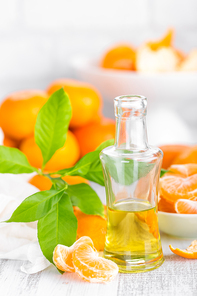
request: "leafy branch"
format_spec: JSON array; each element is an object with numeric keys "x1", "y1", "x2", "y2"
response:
[{"x1": 0, "y1": 88, "x2": 110, "y2": 269}]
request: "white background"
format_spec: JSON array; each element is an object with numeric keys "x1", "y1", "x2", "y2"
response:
[
  {"x1": 0, "y1": 0, "x2": 197, "y2": 143},
  {"x1": 1, "y1": 0, "x2": 197, "y2": 92}
]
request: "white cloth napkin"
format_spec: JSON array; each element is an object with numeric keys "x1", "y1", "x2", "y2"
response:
[{"x1": 0, "y1": 174, "x2": 51, "y2": 274}]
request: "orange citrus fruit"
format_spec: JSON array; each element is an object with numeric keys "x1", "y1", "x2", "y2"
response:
[
  {"x1": 101, "y1": 44, "x2": 136, "y2": 71},
  {"x1": 169, "y1": 240, "x2": 197, "y2": 259},
  {"x1": 47, "y1": 79, "x2": 102, "y2": 128},
  {"x1": 159, "y1": 144, "x2": 189, "y2": 169},
  {"x1": 73, "y1": 118, "x2": 115, "y2": 156},
  {"x1": 20, "y1": 130, "x2": 80, "y2": 171},
  {"x1": 29, "y1": 175, "x2": 89, "y2": 191},
  {"x1": 53, "y1": 236, "x2": 94, "y2": 272},
  {"x1": 0, "y1": 90, "x2": 48, "y2": 140},
  {"x1": 173, "y1": 145, "x2": 197, "y2": 165},
  {"x1": 74, "y1": 207, "x2": 107, "y2": 251},
  {"x1": 3, "y1": 135, "x2": 20, "y2": 148},
  {"x1": 72, "y1": 239, "x2": 118, "y2": 282},
  {"x1": 175, "y1": 199, "x2": 197, "y2": 214},
  {"x1": 160, "y1": 164, "x2": 197, "y2": 204}
]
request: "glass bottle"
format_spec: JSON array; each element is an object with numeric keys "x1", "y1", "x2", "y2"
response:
[{"x1": 100, "y1": 95, "x2": 164, "y2": 273}]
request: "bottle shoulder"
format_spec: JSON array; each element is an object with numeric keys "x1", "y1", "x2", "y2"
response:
[{"x1": 100, "y1": 145, "x2": 163, "y2": 162}]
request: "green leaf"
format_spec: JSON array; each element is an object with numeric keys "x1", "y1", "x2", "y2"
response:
[
  {"x1": 52, "y1": 139, "x2": 115, "y2": 186},
  {"x1": 0, "y1": 146, "x2": 37, "y2": 174},
  {"x1": 102, "y1": 154, "x2": 155, "y2": 186},
  {"x1": 84, "y1": 139, "x2": 114, "y2": 185},
  {"x1": 54, "y1": 151, "x2": 97, "y2": 177},
  {"x1": 6, "y1": 188, "x2": 65, "y2": 223},
  {"x1": 38, "y1": 193, "x2": 77, "y2": 263},
  {"x1": 160, "y1": 169, "x2": 169, "y2": 178},
  {"x1": 50, "y1": 177, "x2": 67, "y2": 191},
  {"x1": 83, "y1": 151, "x2": 105, "y2": 185},
  {"x1": 96, "y1": 139, "x2": 114, "y2": 152},
  {"x1": 54, "y1": 151, "x2": 104, "y2": 185},
  {"x1": 35, "y1": 88, "x2": 72, "y2": 168},
  {"x1": 67, "y1": 183, "x2": 104, "y2": 217}
]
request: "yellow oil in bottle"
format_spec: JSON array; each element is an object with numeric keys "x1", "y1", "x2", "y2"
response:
[{"x1": 104, "y1": 199, "x2": 164, "y2": 273}]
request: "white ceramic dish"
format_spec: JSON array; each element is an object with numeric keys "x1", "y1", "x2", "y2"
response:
[
  {"x1": 158, "y1": 211, "x2": 197, "y2": 238},
  {"x1": 70, "y1": 56, "x2": 197, "y2": 108}
]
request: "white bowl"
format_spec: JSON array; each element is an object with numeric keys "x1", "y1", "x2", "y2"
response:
[
  {"x1": 158, "y1": 211, "x2": 197, "y2": 238},
  {"x1": 70, "y1": 56, "x2": 197, "y2": 109}
]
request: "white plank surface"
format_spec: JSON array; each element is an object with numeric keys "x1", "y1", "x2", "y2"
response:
[{"x1": 0, "y1": 233, "x2": 197, "y2": 296}]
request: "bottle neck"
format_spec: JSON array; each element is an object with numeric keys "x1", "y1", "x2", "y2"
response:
[{"x1": 115, "y1": 115, "x2": 148, "y2": 150}]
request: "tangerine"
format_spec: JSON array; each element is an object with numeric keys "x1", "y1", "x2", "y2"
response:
[
  {"x1": 3, "y1": 135, "x2": 20, "y2": 148},
  {"x1": 0, "y1": 90, "x2": 48, "y2": 140},
  {"x1": 73, "y1": 118, "x2": 115, "y2": 156},
  {"x1": 173, "y1": 145, "x2": 197, "y2": 165},
  {"x1": 74, "y1": 207, "x2": 107, "y2": 251},
  {"x1": 159, "y1": 144, "x2": 189, "y2": 169},
  {"x1": 101, "y1": 44, "x2": 136, "y2": 71},
  {"x1": 20, "y1": 130, "x2": 80, "y2": 171},
  {"x1": 47, "y1": 79, "x2": 102, "y2": 128}
]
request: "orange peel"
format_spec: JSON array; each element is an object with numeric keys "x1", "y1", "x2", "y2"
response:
[{"x1": 169, "y1": 240, "x2": 197, "y2": 259}]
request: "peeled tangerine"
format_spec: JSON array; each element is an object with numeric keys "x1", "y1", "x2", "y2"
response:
[
  {"x1": 159, "y1": 164, "x2": 197, "y2": 204},
  {"x1": 169, "y1": 240, "x2": 197, "y2": 259},
  {"x1": 136, "y1": 29, "x2": 182, "y2": 72},
  {"x1": 53, "y1": 236, "x2": 118, "y2": 283},
  {"x1": 159, "y1": 164, "x2": 197, "y2": 214}
]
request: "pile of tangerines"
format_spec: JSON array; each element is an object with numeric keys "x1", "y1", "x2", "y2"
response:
[
  {"x1": 0, "y1": 79, "x2": 114, "y2": 252},
  {"x1": 0, "y1": 79, "x2": 115, "y2": 167}
]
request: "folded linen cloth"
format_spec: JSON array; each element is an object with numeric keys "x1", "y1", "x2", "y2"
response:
[{"x1": 0, "y1": 174, "x2": 51, "y2": 274}]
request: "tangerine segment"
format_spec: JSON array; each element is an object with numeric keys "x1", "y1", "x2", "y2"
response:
[
  {"x1": 158, "y1": 196, "x2": 176, "y2": 213},
  {"x1": 169, "y1": 240, "x2": 197, "y2": 259},
  {"x1": 169, "y1": 164, "x2": 197, "y2": 177},
  {"x1": 72, "y1": 243, "x2": 118, "y2": 283},
  {"x1": 175, "y1": 199, "x2": 197, "y2": 214},
  {"x1": 159, "y1": 144, "x2": 189, "y2": 169},
  {"x1": 160, "y1": 174, "x2": 197, "y2": 203},
  {"x1": 53, "y1": 237, "x2": 94, "y2": 272},
  {"x1": 53, "y1": 244, "x2": 74, "y2": 272}
]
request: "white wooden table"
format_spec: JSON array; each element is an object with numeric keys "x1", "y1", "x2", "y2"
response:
[{"x1": 1, "y1": 233, "x2": 197, "y2": 296}]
